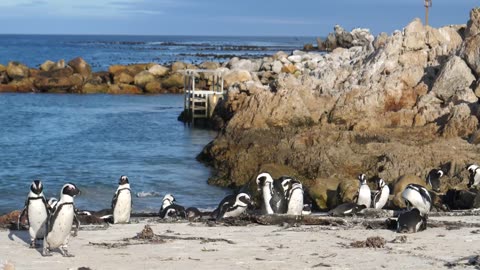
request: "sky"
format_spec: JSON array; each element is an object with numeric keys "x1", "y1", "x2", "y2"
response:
[{"x1": 0, "y1": 0, "x2": 477, "y2": 36}]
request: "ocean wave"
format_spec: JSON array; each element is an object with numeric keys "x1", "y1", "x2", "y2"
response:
[{"x1": 136, "y1": 191, "x2": 162, "y2": 198}]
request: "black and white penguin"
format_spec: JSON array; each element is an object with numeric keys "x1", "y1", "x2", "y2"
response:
[
  {"x1": 328, "y1": 203, "x2": 366, "y2": 217},
  {"x1": 158, "y1": 194, "x2": 186, "y2": 219},
  {"x1": 372, "y1": 178, "x2": 390, "y2": 209},
  {"x1": 401, "y1": 184, "x2": 432, "y2": 215},
  {"x1": 467, "y1": 165, "x2": 480, "y2": 188},
  {"x1": 396, "y1": 208, "x2": 427, "y2": 233},
  {"x1": 111, "y1": 175, "x2": 132, "y2": 224},
  {"x1": 185, "y1": 207, "x2": 202, "y2": 221},
  {"x1": 17, "y1": 180, "x2": 49, "y2": 248},
  {"x1": 215, "y1": 193, "x2": 251, "y2": 220},
  {"x1": 256, "y1": 173, "x2": 275, "y2": 214},
  {"x1": 286, "y1": 179, "x2": 304, "y2": 215},
  {"x1": 47, "y1": 197, "x2": 58, "y2": 213},
  {"x1": 43, "y1": 183, "x2": 80, "y2": 257},
  {"x1": 356, "y1": 174, "x2": 371, "y2": 208},
  {"x1": 426, "y1": 169, "x2": 444, "y2": 192}
]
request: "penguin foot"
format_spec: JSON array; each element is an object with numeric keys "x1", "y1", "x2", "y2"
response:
[
  {"x1": 60, "y1": 247, "x2": 74, "y2": 257},
  {"x1": 42, "y1": 249, "x2": 52, "y2": 257},
  {"x1": 29, "y1": 242, "x2": 38, "y2": 248}
]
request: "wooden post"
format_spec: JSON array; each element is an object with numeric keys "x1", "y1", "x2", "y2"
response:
[{"x1": 424, "y1": 0, "x2": 432, "y2": 26}]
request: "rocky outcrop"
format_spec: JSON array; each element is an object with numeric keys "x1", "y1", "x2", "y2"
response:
[{"x1": 197, "y1": 11, "x2": 480, "y2": 210}]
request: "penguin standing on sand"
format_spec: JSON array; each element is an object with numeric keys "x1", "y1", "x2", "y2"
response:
[
  {"x1": 112, "y1": 175, "x2": 132, "y2": 224},
  {"x1": 467, "y1": 165, "x2": 480, "y2": 188},
  {"x1": 401, "y1": 184, "x2": 432, "y2": 215},
  {"x1": 43, "y1": 183, "x2": 80, "y2": 257},
  {"x1": 256, "y1": 173, "x2": 275, "y2": 214},
  {"x1": 159, "y1": 194, "x2": 186, "y2": 219},
  {"x1": 214, "y1": 193, "x2": 251, "y2": 220},
  {"x1": 372, "y1": 178, "x2": 389, "y2": 209},
  {"x1": 17, "y1": 180, "x2": 49, "y2": 248},
  {"x1": 396, "y1": 208, "x2": 427, "y2": 233},
  {"x1": 286, "y1": 179, "x2": 304, "y2": 215},
  {"x1": 356, "y1": 174, "x2": 371, "y2": 208}
]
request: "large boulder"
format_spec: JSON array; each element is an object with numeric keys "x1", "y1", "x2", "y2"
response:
[
  {"x1": 107, "y1": 83, "x2": 142, "y2": 94},
  {"x1": 6, "y1": 61, "x2": 29, "y2": 80},
  {"x1": 68, "y1": 57, "x2": 91, "y2": 79},
  {"x1": 114, "y1": 72, "x2": 134, "y2": 84},
  {"x1": 334, "y1": 25, "x2": 354, "y2": 48},
  {"x1": 228, "y1": 59, "x2": 260, "y2": 72},
  {"x1": 171, "y1": 61, "x2": 187, "y2": 72},
  {"x1": 82, "y1": 83, "x2": 108, "y2": 94},
  {"x1": 441, "y1": 104, "x2": 479, "y2": 139},
  {"x1": 134, "y1": 71, "x2": 156, "y2": 88},
  {"x1": 403, "y1": 18, "x2": 426, "y2": 51},
  {"x1": 223, "y1": 70, "x2": 252, "y2": 87},
  {"x1": 161, "y1": 73, "x2": 184, "y2": 90},
  {"x1": 465, "y1": 7, "x2": 480, "y2": 37},
  {"x1": 430, "y1": 56, "x2": 476, "y2": 102},
  {"x1": 145, "y1": 81, "x2": 163, "y2": 93},
  {"x1": 40, "y1": 60, "x2": 56, "y2": 72},
  {"x1": 461, "y1": 34, "x2": 480, "y2": 77},
  {"x1": 148, "y1": 64, "x2": 169, "y2": 76}
]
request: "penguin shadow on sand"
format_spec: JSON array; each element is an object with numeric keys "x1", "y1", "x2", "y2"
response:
[{"x1": 7, "y1": 227, "x2": 45, "y2": 255}]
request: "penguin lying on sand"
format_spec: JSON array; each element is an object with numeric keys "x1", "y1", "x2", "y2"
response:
[
  {"x1": 328, "y1": 203, "x2": 366, "y2": 217},
  {"x1": 18, "y1": 180, "x2": 49, "y2": 248},
  {"x1": 396, "y1": 208, "x2": 427, "y2": 233},
  {"x1": 159, "y1": 194, "x2": 186, "y2": 219},
  {"x1": 214, "y1": 193, "x2": 251, "y2": 220},
  {"x1": 43, "y1": 183, "x2": 80, "y2": 257}
]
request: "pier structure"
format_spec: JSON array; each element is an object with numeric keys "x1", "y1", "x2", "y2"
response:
[{"x1": 182, "y1": 69, "x2": 226, "y2": 125}]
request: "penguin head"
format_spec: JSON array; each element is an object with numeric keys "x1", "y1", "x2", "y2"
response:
[
  {"x1": 256, "y1": 173, "x2": 273, "y2": 190},
  {"x1": 62, "y1": 183, "x2": 80, "y2": 197},
  {"x1": 376, "y1": 178, "x2": 386, "y2": 190},
  {"x1": 163, "y1": 194, "x2": 175, "y2": 204},
  {"x1": 357, "y1": 174, "x2": 367, "y2": 185},
  {"x1": 119, "y1": 175, "x2": 129, "y2": 185},
  {"x1": 236, "y1": 193, "x2": 251, "y2": 207},
  {"x1": 30, "y1": 180, "x2": 43, "y2": 195},
  {"x1": 47, "y1": 197, "x2": 58, "y2": 209},
  {"x1": 467, "y1": 164, "x2": 480, "y2": 188},
  {"x1": 426, "y1": 169, "x2": 443, "y2": 192}
]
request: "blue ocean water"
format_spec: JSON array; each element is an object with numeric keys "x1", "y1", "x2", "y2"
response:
[
  {"x1": 0, "y1": 93, "x2": 230, "y2": 214},
  {"x1": 0, "y1": 35, "x2": 314, "y2": 71}
]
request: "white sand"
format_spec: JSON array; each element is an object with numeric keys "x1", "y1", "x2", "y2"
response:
[{"x1": 1, "y1": 216, "x2": 479, "y2": 270}]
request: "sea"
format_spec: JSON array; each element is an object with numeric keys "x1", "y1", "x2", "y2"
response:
[{"x1": 0, "y1": 35, "x2": 314, "y2": 214}]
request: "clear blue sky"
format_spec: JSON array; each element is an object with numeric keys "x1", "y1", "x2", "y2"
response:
[{"x1": 0, "y1": 0, "x2": 476, "y2": 36}]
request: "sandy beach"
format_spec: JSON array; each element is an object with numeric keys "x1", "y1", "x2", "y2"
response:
[{"x1": 1, "y1": 215, "x2": 479, "y2": 270}]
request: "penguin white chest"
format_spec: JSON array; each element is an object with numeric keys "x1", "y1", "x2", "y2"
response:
[
  {"x1": 287, "y1": 187, "x2": 304, "y2": 215},
  {"x1": 27, "y1": 199, "x2": 48, "y2": 239},
  {"x1": 47, "y1": 205, "x2": 74, "y2": 248},
  {"x1": 261, "y1": 185, "x2": 274, "y2": 214},
  {"x1": 113, "y1": 190, "x2": 132, "y2": 224},
  {"x1": 223, "y1": 206, "x2": 246, "y2": 218},
  {"x1": 374, "y1": 185, "x2": 390, "y2": 209},
  {"x1": 357, "y1": 185, "x2": 371, "y2": 208}
]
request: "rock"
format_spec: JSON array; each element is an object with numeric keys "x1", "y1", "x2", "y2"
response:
[
  {"x1": 0, "y1": 70, "x2": 9, "y2": 84},
  {"x1": 223, "y1": 70, "x2": 252, "y2": 87},
  {"x1": 334, "y1": 25, "x2": 354, "y2": 48},
  {"x1": 281, "y1": 64, "x2": 297, "y2": 74},
  {"x1": 461, "y1": 34, "x2": 480, "y2": 77},
  {"x1": 475, "y1": 82, "x2": 480, "y2": 98},
  {"x1": 148, "y1": 64, "x2": 169, "y2": 76},
  {"x1": 308, "y1": 178, "x2": 341, "y2": 209},
  {"x1": 6, "y1": 61, "x2": 29, "y2": 80},
  {"x1": 55, "y1": 59, "x2": 65, "y2": 70},
  {"x1": 33, "y1": 67, "x2": 82, "y2": 93},
  {"x1": 325, "y1": 33, "x2": 337, "y2": 50},
  {"x1": 145, "y1": 81, "x2": 163, "y2": 93},
  {"x1": 350, "y1": 28, "x2": 374, "y2": 48},
  {"x1": 0, "y1": 84, "x2": 18, "y2": 92},
  {"x1": 373, "y1": 32, "x2": 388, "y2": 49},
  {"x1": 90, "y1": 72, "x2": 112, "y2": 84},
  {"x1": 465, "y1": 7, "x2": 480, "y2": 37},
  {"x1": 199, "y1": 61, "x2": 220, "y2": 70},
  {"x1": 134, "y1": 71, "x2": 156, "y2": 88},
  {"x1": 431, "y1": 56, "x2": 476, "y2": 102},
  {"x1": 161, "y1": 73, "x2": 184, "y2": 90},
  {"x1": 403, "y1": 18, "x2": 426, "y2": 51},
  {"x1": 109, "y1": 65, "x2": 127, "y2": 75},
  {"x1": 0, "y1": 210, "x2": 21, "y2": 228},
  {"x1": 229, "y1": 59, "x2": 259, "y2": 72},
  {"x1": 336, "y1": 179, "x2": 360, "y2": 205},
  {"x1": 40, "y1": 60, "x2": 56, "y2": 71},
  {"x1": 392, "y1": 175, "x2": 426, "y2": 209},
  {"x1": 107, "y1": 83, "x2": 142, "y2": 94},
  {"x1": 82, "y1": 83, "x2": 108, "y2": 94},
  {"x1": 273, "y1": 51, "x2": 289, "y2": 60},
  {"x1": 68, "y1": 57, "x2": 92, "y2": 78},
  {"x1": 171, "y1": 61, "x2": 187, "y2": 72},
  {"x1": 114, "y1": 72, "x2": 134, "y2": 84},
  {"x1": 441, "y1": 104, "x2": 478, "y2": 139},
  {"x1": 316, "y1": 37, "x2": 325, "y2": 51},
  {"x1": 9, "y1": 78, "x2": 35, "y2": 92},
  {"x1": 287, "y1": 55, "x2": 302, "y2": 63},
  {"x1": 303, "y1": 43, "x2": 315, "y2": 51},
  {"x1": 271, "y1": 61, "x2": 283, "y2": 74}
]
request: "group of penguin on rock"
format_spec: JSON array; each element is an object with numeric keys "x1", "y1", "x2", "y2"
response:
[{"x1": 16, "y1": 164, "x2": 480, "y2": 257}]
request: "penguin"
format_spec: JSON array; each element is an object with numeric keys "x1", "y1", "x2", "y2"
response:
[
  {"x1": 286, "y1": 179, "x2": 304, "y2": 215},
  {"x1": 401, "y1": 184, "x2": 432, "y2": 215},
  {"x1": 158, "y1": 194, "x2": 186, "y2": 219},
  {"x1": 275, "y1": 176, "x2": 293, "y2": 213},
  {"x1": 185, "y1": 207, "x2": 202, "y2": 221},
  {"x1": 328, "y1": 203, "x2": 366, "y2": 217},
  {"x1": 426, "y1": 169, "x2": 444, "y2": 192},
  {"x1": 356, "y1": 174, "x2": 371, "y2": 208},
  {"x1": 112, "y1": 175, "x2": 132, "y2": 224},
  {"x1": 47, "y1": 197, "x2": 58, "y2": 213},
  {"x1": 467, "y1": 165, "x2": 480, "y2": 188},
  {"x1": 43, "y1": 183, "x2": 80, "y2": 257},
  {"x1": 17, "y1": 180, "x2": 49, "y2": 248},
  {"x1": 215, "y1": 193, "x2": 251, "y2": 220},
  {"x1": 372, "y1": 178, "x2": 390, "y2": 209},
  {"x1": 256, "y1": 173, "x2": 275, "y2": 214},
  {"x1": 396, "y1": 208, "x2": 427, "y2": 233}
]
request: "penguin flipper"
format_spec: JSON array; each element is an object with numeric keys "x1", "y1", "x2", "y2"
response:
[
  {"x1": 216, "y1": 202, "x2": 232, "y2": 221},
  {"x1": 17, "y1": 205, "x2": 28, "y2": 230},
  {"x1": 73, "y1": 214, "x2": 80, "y2": 237},
  {"x1": 111, "y1": 191, "x2": 119, "y2": 211}
]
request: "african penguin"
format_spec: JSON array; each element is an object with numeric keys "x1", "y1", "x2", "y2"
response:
[
  {"x1": 215, "y1": 193, "x2": 251, "y2": 220},
  {"x1": 467, "y1": 165, "x2": 480, "y2": 188},
  {"x1": 396, "y1": 208, "x2": 427, "y2": 233},
  {"x1": 286, "y1": 179, "x2": 304, "y2": 215},
  {"x1": 426, "y1": 169, "x2": 444, "y2": 192},
  {"x1": 158, "y1": 194, "x2": 186, "y2": 219},
  {"x1": 47, "y1": 197, "x2": 58, "y2": 213},
  {"x1": 328, "y1": 203, "x2": 366, "y2": 217},
  {"x1": 401, "y1": 184, "x2": 432, "y2": 215},
  {"x1": 356, "y1": 174, "x2": 371, "y2": 208},
  {"x1": 112, "y1": 175, "x2": 132, "y2": 224},
  {"x1": 43, "y1": 183, "x2": 80, "y2": 257},
  {"x1": 372, "y1": 178, "x2": 389, "y2": 209},
  {"x1": 18, "y1": 180, "x2": 49, "y2": 248},
  {"x1": 185, "y1": 207, "x2": 202, "y2": 221},
  {"x1": 256, "y1": 173, "x2": 275, "y2": 214}
]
